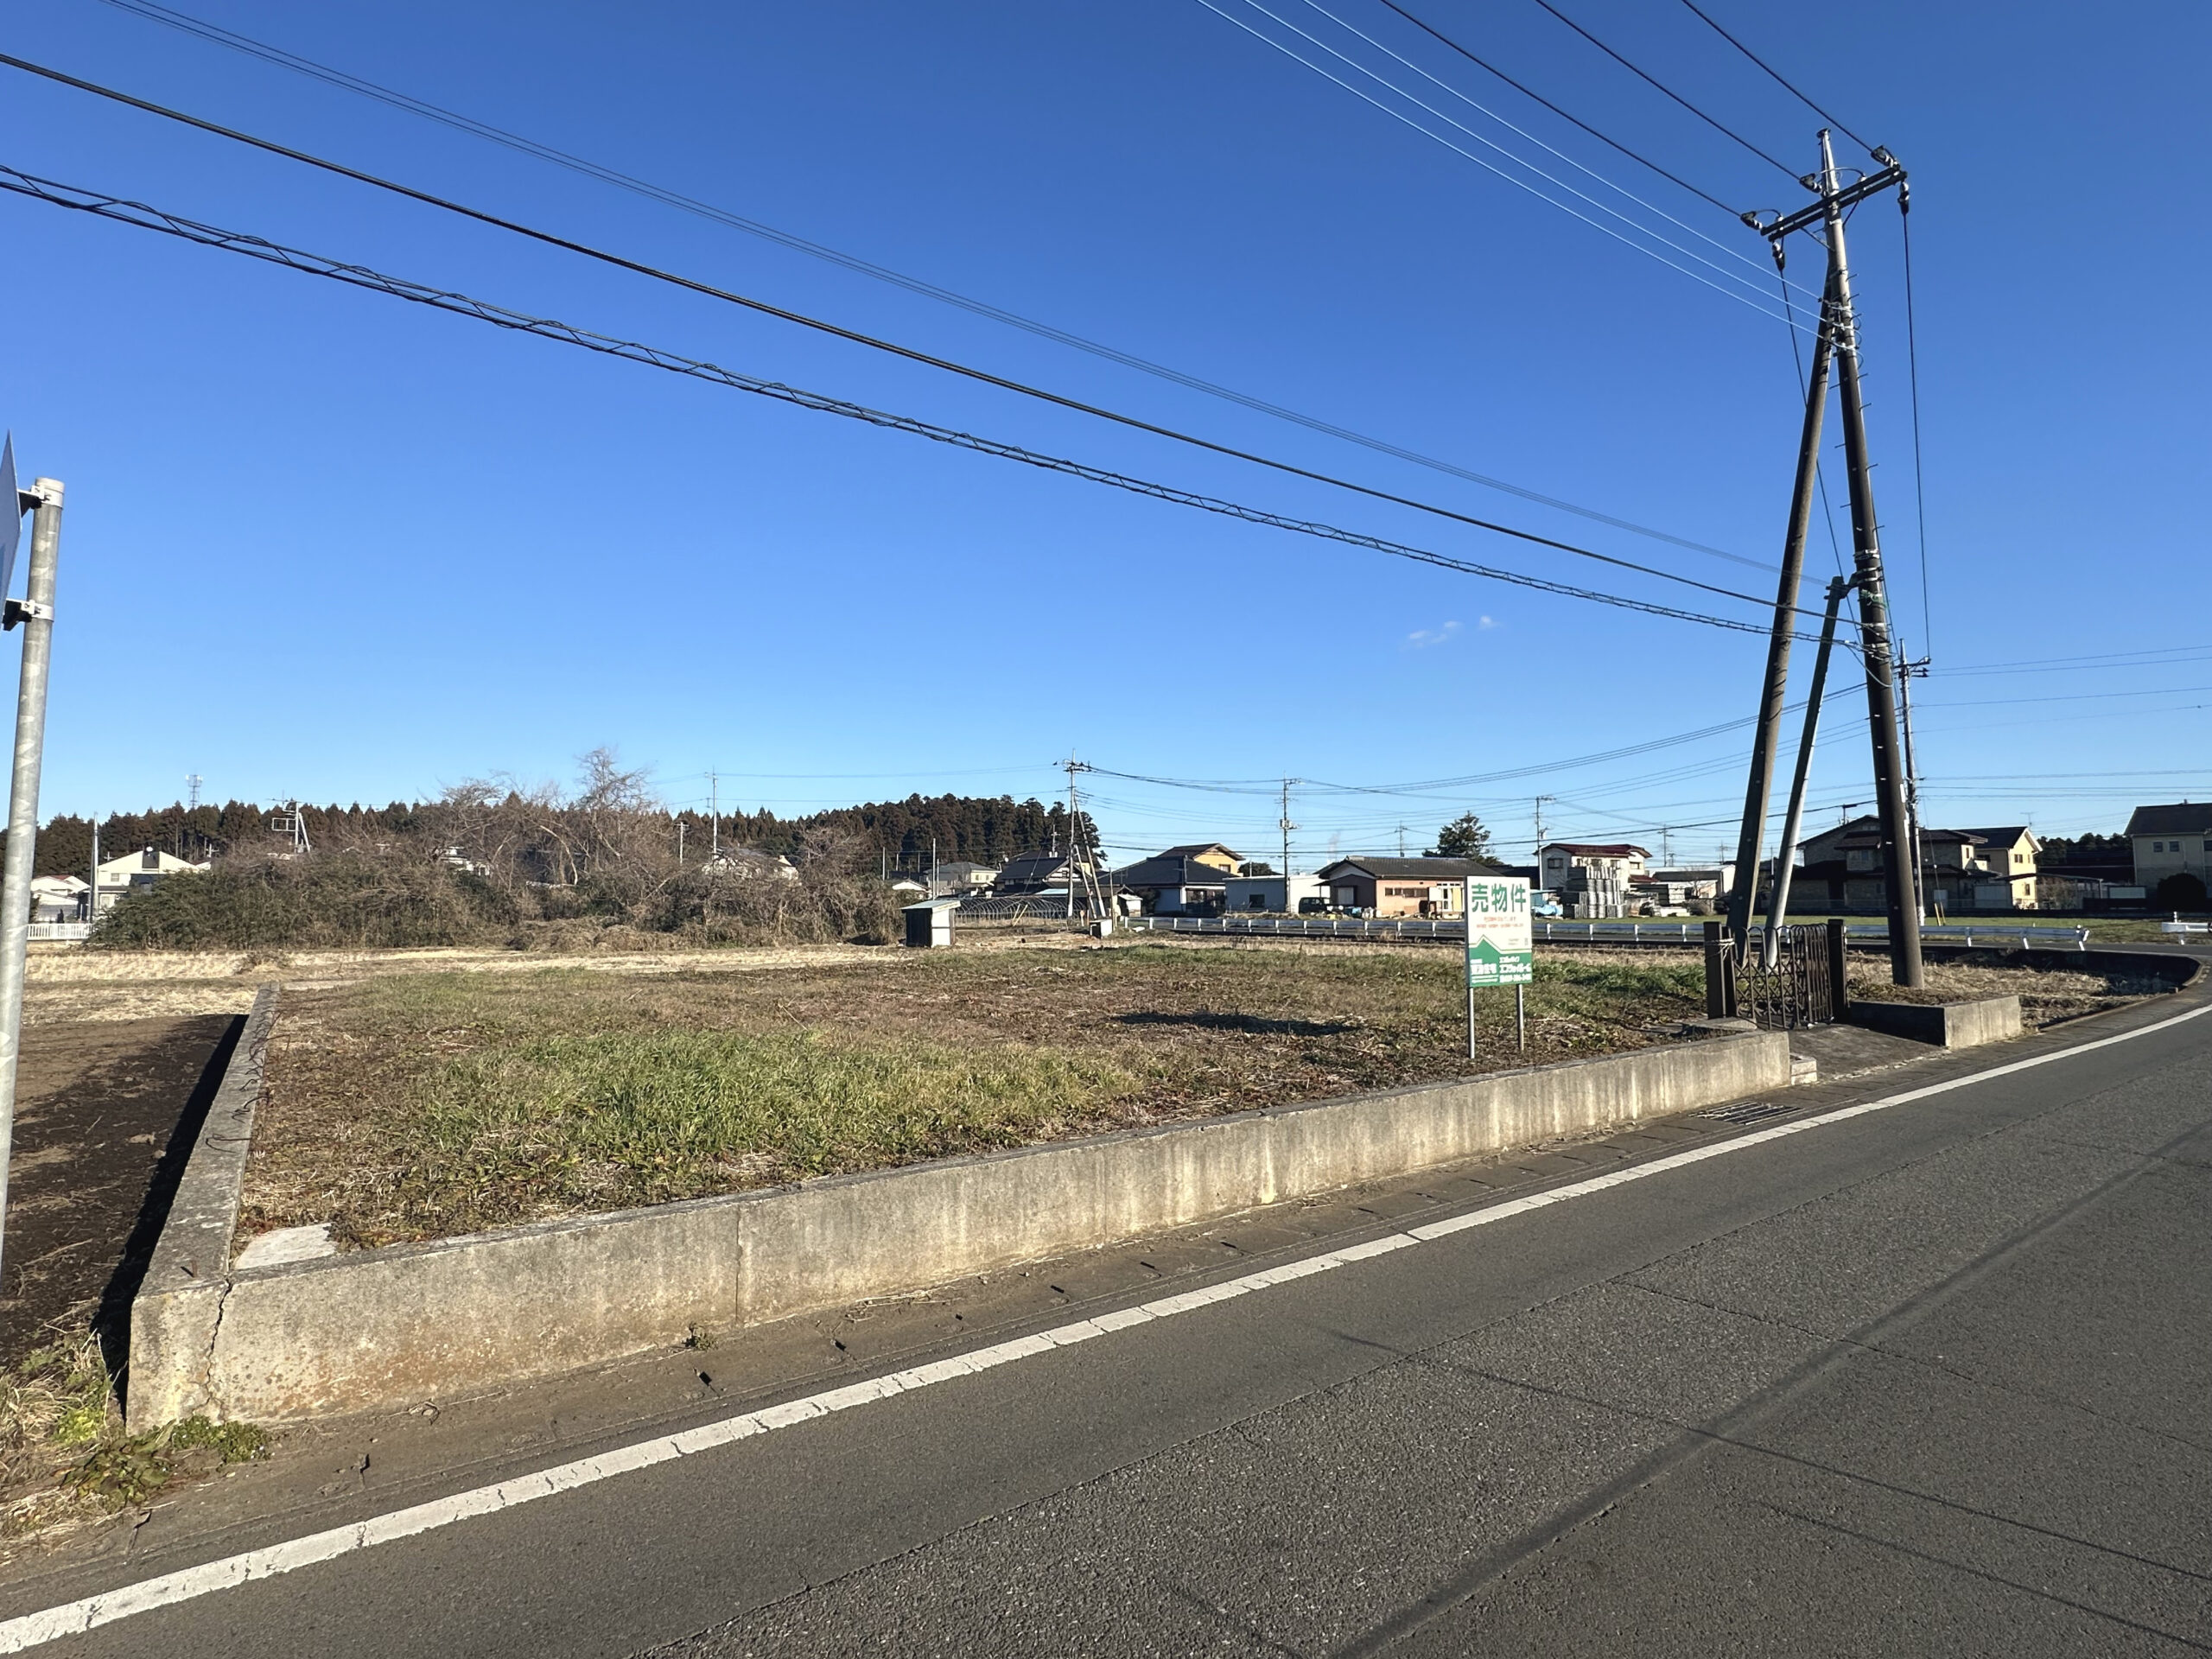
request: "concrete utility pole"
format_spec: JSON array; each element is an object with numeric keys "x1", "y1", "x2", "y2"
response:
[
  {"x1": 1748, "y1": 131, "x2": 1923, "y2": 988},
  {"x1": 1278, "y1": 779, "x2": 1296, "y2": 881},
  {"x1": 1818, "y1": 133, "x2": 1923, "y2": 986},
  {"x1": 1724, "y1": 258, "x2": 1837, "y2": 955},
  {"x1": 1765, "y1": 575, "x2": 1854, "y2": 962},
  {"x1": 0, "y1": 474, "x2": 63, "y2": 1291}
]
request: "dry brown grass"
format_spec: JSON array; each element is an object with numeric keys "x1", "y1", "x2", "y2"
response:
[
  {"x1": 1847, "y1": 957, "x2": 2171, "y2": 1025},
  {"x1": 244, "y1": 942, "x2": 1712, "y2": 1248}
]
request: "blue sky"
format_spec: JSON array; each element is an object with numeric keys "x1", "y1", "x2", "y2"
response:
[{"x1": 0, "y1": 0, "x2": 2204, "y2": 867}]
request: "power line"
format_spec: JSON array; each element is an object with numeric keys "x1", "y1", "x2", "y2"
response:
[
  {"x1": 1290, "y1": 0, "x2": 1815, "y2": 301},
  {"x1": 82, "y1": 0, "x2": 1755, "y2": 569},
  {"x1": 0, "y1": 50, "x2": 1788, "y2": 599},
  {"x1": 1520, "y1": 0, "x2": 1796, "y2": 177},
  {"x1": 0, "y1": 162, "x2": 1834, "y2": 642},
  {"x1": 1195, "y1": 0, "x2": 1815, "y2": 331},
  {"x1": 1373, "y1": 0, "x2": 1740, "y2": 217},
  {"x1": 1671, "y1": 0, "x2": 1877, "y2": 156},
  {"x1": 1900, "y1": 200, "x2": 1934, "y2": 659}
]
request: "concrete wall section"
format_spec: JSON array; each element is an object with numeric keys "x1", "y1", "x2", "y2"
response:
[
  {"x1": 1848, "y1": 995, "x2": 2023, "y2": 1049},
  {"x1": 143, "y1": 1030, "x2": 1789, "y2": 1426},
  {"x1": 124, "y1": 986, "x2": 277, "y2": 1432}
]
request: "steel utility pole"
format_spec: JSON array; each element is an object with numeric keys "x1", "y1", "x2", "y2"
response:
[
  {"x1": 0, "y1": 473, "x2": 62, "y2": 1291},
  {"x1": 1724, "y1": 259, "x2": 1837, "y2": 955},
  {"x1": 1751, "y1": 132, "x2": 1923, "y2": 987}
]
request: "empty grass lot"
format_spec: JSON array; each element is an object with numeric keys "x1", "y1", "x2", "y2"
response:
[{"x1": 245, "y1": 943, "x2": 1710, "y2": 1248}]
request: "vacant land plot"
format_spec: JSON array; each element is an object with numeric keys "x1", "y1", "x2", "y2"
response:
[{"x1": 245, "y1": 942, "x2": 1710, "y2": 1249}]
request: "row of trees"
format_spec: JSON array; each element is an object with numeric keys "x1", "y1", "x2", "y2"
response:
[
  {"x1": 53, "y1": 753, "x2": 1102, "y2": 950},
  {"x1": 29, "y1": 778, "x2": 1096, "y2": 882}
]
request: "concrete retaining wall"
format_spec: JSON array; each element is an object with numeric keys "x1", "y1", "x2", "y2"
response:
[
  {"x1": 125, "y1": 985, "x2": 276, "y2": 1431},
  {"x1": 130, "y1": 1025, "x2": 1790, "y2": 1427},
  {"x1": 1848, "y1": 994, "x2": 2023, "y2": 1048}
]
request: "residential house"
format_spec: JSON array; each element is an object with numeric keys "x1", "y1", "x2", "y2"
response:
[
  {"x1": 1794, "y1": 815, "x2": 2033, "y2": 913},
  {"x1": 29, "y1": 874, "x2": 88, "y2": 924},
  {"x1": 994, "y1": 852, "x2": 1074, "y2": 893},
  {"x1": 1957, "y1": 826, "x2": 2041, "y2": 910},
  {"x1": 1646, "y1": 864, "x2": 1733, "y2": 900},
  {"x1": 1223, "y1": 873, "x2": 1325, "y2": 913},
  {"x1": 93, "y1": 847, "x2": 210, "y2": 913},
  {"x1": 1110, "y1": 852, "x2": 1236, "y2": 915},
  {"x1": 2126, "y1": 803, "x2": 2212, "y2": 903},
  {"x1": 1155, "y1": 842, "x2": 1245, "y2": 874},
  {"x1": 1310, "y1": 855, "x2": 1501, "y2": 918},
  {"x1": 931, "y1": 861, "x2": 1000, "y2": 895}
]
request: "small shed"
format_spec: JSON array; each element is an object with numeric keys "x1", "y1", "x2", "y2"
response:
[{"x1": 902, "y1": 898, "x2": 959, "y2": 948}]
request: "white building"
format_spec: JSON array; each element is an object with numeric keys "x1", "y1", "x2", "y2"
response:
[
  {"x1": 1223, "y1": 873, "x2": 1326, "y2": 914},
  {"x1": 94, "y1": 847, "x2": 210, "y2": 913},
  {"x1": 29, "y1": 874, "x2": 88, "y2": 923}
]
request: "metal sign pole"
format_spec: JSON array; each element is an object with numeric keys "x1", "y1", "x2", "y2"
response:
[{"x1": 0, "y1": 473, "x2": 62, "y2": 1292}]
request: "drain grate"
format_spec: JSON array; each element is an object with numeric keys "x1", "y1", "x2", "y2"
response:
[{"x1": 1700, "y1": 1100, "x2": 1790, "y2": 1126}]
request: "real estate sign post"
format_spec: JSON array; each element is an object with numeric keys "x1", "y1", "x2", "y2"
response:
[{"x1": 1464, "y1": 875, "x2": 1533, "y2": 1059}]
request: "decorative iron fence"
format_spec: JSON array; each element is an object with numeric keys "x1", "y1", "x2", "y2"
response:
[{"x1": 1704, "y1": 919, "x2": 1847, "y2": 1030}]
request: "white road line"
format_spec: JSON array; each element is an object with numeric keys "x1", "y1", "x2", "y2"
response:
[{"x1": 4, "y1": 997, "x2": 2205, "y2": 1652}]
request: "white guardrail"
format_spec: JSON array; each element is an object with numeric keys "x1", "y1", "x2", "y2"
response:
[
  {"x1": 1123, "y1": 915, "x2": 2094, "y2": 951},
  {"x1": 2162, "y1": 920, "x2": 2212, "y2": 936},
  {"x1": 27, "y1": 921, "x2": 91, "y2": 943}
]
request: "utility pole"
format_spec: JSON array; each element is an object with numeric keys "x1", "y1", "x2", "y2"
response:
[
  {"x1": 708, "y1": 771, "x2": 719, "y2": 863},
  {"x1": 0, "y1": 473, "x2": 62, "y2": 1293},
  {"x1": 1751, "y1": 132, "x2": 1923, "y2": 987},
  {"x1": 1897, "y1": 655, "x2": 1928, "y2": 918},
  {"x1": 1278, "y1": 779, "x2": 1296, "y2": 883},
  {"x1": 1724, "y1": 256, "x2": 1836, "y2": 955},
  {"x1": 1765, "y1": 575, "x2": 1854, "y2": 961},
  {"x1": 1532, "y1": 796, "x2": 1554, "y2": 859}
]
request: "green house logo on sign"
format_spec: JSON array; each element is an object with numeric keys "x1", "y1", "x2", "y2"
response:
[{"x1": 1465, "y1": 875, "x2": 1533, "y2": 987}]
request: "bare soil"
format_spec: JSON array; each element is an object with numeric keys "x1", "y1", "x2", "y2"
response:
[{"x1": 0, "y1": 1015, "x2": 239, "y2": 1364}]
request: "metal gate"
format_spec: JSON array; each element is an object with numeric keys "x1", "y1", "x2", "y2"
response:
[{"x1": 1704, "y1": 919, "x2": 1847, "y2": 1031}]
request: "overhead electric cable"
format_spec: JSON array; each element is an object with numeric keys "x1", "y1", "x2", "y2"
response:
[
  {"x1": 80, "y1": 0, "x2": 1753, "y2": 568},
  {"x1": 1195, "y1": 0, "x2": 1813, "y2": 330},
  {"x1": 1287, "y1": 0, "x2": 1815, "y2": 300},
  {"x1": 1900, "y1": 201, "x2": 1934, "y2": 659},
  {"x1": 1671, "y1": 0, "x2": 1876, "y2": 156},
  {"x1": 0, "y1": 50, "x2": 1790, "y2": 596},
  {"x1": 1372, "y1": 0, "x2": 1738, "y2": 217},
  {"x1": 1520, "y1": 0, "x2": 1796, "y2": 177},
  {"x1": 0, "y1": 163, "x2": 1832, "y2": 641}
]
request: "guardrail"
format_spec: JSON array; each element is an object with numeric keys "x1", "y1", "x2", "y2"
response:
[
  {"x1": 26, "y1": 921, "x2": 90, "y2": 943},
  {"x1": 1122, "y1": 915, "x2": 2092, "y2": 951},
  {"x1": 2161, "y1": 920, "x2": 2212, "y2": 937}
]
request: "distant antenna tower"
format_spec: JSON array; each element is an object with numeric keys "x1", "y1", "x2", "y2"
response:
[
  {"x1": 185, "y1": 773, "x2": 201, "y2": 811},
  {"x1": 268, "y1": 798, "x2": 310, "y2": 855}
]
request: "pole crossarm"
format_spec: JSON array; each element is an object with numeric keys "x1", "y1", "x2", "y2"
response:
[{"x1": 1749, "y1": 161, "x2": 1907, "y2": 247}]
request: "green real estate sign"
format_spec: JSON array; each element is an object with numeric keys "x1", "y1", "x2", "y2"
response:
[{"x1": 1464, "y1": 875, "x2": 1534, "y2": 988}]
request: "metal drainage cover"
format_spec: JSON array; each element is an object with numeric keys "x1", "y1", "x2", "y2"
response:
[{"x1": 1700, "y1": 1101, "x2": 1791, "y2": 1126}]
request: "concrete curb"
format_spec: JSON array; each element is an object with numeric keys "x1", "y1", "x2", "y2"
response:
[
  {"x1": 124, "y1": 985, "x2": 277, "y2": 1432},
  {"x1": 128, "y1": 1024, "x2": 1790, "y2": 1427},
  {"x1": 1847, "y1": 994, "x2": 2022, "y2": 1048}
]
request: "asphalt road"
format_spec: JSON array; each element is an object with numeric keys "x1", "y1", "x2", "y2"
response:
[{"x1": 16, "y1": 992, "x2": 2212, "y2": 1656}]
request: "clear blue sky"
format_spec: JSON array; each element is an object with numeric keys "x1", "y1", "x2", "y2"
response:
[{"x1": 1, "y1": 0, "x2": 2204, "y2": 866}]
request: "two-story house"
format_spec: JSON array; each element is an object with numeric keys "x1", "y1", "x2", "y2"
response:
[{"x1": 2126, "y1": 803, "x2": 2212, "y2": 905}]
